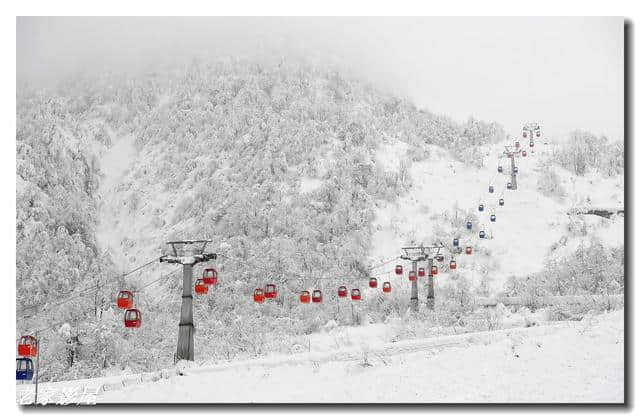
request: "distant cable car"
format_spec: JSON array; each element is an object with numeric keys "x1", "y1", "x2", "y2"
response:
[
  {"x1": 530, "y1": 141, "x2": 535, "y2": 148},
  {"x1": 536, "y1": 130, "x2": 541, "y2": 138},
  {"x1": 312, "y1": 289, "x2": 323, "y2": 303},
  {"x1": 514, "y1": 167, "x2": 518, "y2": 174},
  {"x1": 499, "y1": 198, "x2": 505, "y2": 206},
  {"x1": 479, "y1": 230, "x2": 486, "y2": 239},
  {"x1": 300, "y1": 290, "x2": 311, "y2": 304},
  {"x1": 498, "y1": 165, "x2": 503, "y2": 173},
  {"x1": 17, "y1": 336, "x2": 38, "y2": 357},
  {"x1": 124, "y1": 309, "x2": 142, "y2": 328},
  {"x1": 490, "y1": 214, "x2": 496, "y2": 222},
  {"x1": 418, "y1": 268, "x2": 426, "y2": 277},
  {"x1": 253, "y1": 288, "x2": 265, "y2": 303},
  {"x1": 382, "y1": 282, "x2": 391, "y2": 293},
  {"x1": 431, "y1": 265, "x2": 438, "y2": 275},
  {"x1": 16, "y1": 358, "x2": 33, "y2": 381},
  {"x1": 449, "y1": 260, "x2": 457, "y2": 270},
  {"x1": 507, "y1": 152, "x2": 514, "y2": 158},
  {"x1": 479, "y1": 204, "x2": 484, "y2": 212},
  {"x1": 338, "y1": 286, "x2": 348, "y2": 298},
  {"x1": 507, "y1": 182, "x2": 512, "y2": 190},
  {"x1": 351, "y1": 288, "x2": 361, "y2": 301},
  {"x1": 408, "y1": 270, "x2": 417, "y2": 281},
  {"x1": 116, "y1": 290, "x2": 134, "y2": 310},
  {"x1": 489, "y1": 185, "x2": 494, "y2": 193},
  {"x1": 522, "y1": 150, "x2": 527, "y2": 157},
  {"x1": 436, "y1": 254, "x2": 445, "y2": 262},
  {"x1": 265, "y1": 283, "x2": 277, "y2": 299},
  {"x1": 194, "y1": 279, "x2": 208, "y2": 295},
  {"x1": 395, "y1": 265, "x2": 403, "y2": 275},
  {"x1": 202, "y1": 268, "x2": 218, "y2": 285},
  {"x1": 453, "y1": 238, "x2": 459, "y2": 247},
  {"x1": 515, "y1": 141, "x2": 520, "y2": 148},
  {"x1": 369, "y1": 277, "x2": 378, "y2": 288},
  {"x1": 465, "y1": 246, "x2": 472, "y2": 255},
  {"x1": 523, "y1": 131, "x2": 528, "y2": 138},
  {"x1": 466, "y1": 221, "x2": 472, "y2": 230}
]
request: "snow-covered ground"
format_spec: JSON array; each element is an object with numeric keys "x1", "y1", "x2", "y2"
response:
[
  {"x1": 17, "y1": 309, "x2": 623, "y2": 403},
  {"x1": 93, "y1": 309, "x2": 622, "y2": 403}
]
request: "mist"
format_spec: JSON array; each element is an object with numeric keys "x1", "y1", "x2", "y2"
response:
[{"x1": 17, "y1": 16, "x2": 624, "y2": 141}]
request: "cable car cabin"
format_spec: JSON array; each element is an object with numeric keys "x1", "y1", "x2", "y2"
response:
[
  {"x1": 522, "y1": 151, "x2": 528, "y2": 157},
  {"x1": 116, "y1": 290, "x2": 133, "y2": 310},
  {"x1": 489, "y1": 185, "x2": 494, "y2": 193},
  {"x1": 479, "y1": 230, "x2": 486, "y2": 239},
  {"x1": 536, "y1": 130, "x2": 541, "y2": 137},
  {"x1": 498, "y1": 165, "x2": 503, "y2": 173},
  {"x1": 338, "y1": 286, "x2": 348, "y2": 298},
  {"x1": 507, "y1": 152, "x2": 514, "y2": 158},
  {"x1": 382, "y1": 282, "x2": 392, "y2": 293},
  {"x1": 395, "y1": 265, "x2": 403, "y2": 275},
  {"x1": 515, "y1": 141, "x2": 520, "y2": 149},
  {"x1": 312, "y1": 290, "x2": 323, "y2": 303},
  {"x1": 436, "y1": 254, "x2": 445, "y2": 263},
  {"x1": 514, "y1": 167, "x2": 519, "y2": 174},
  {"x1": 408, "y1": 270, "x2": 417, "y2": 281},
  {"x1": 466, "y1": 221, "x2": 472, "y2": 230},
  {"x1": 465, "y1": 246, "x2": 472, "y2": 255},
  {"x1": 490, "y1": 214, "x2": 496, "y2": 222},
  {"x1": 16, "y1": 358, "x2": 33, "y2": 381},
  {"x1": 253, "y1": 288, "x2": 265, "y2": 303},
  {"x1": 523, "y1": 131, "x2": 528, "y2": 138},
  {"x1": 351, "y1": 288, "x2": 361, "y2": 301},
  {"x1": 300, "y1": 290, "x2": 311, "y2": 304},
  {"x1": 418, "y1": 268, "x2": 425, "y2": 277},
  {"x1": 194, "y1": 279, "x2": 208, "y2": 295},
  {"x1": 449, "y1": 260, "x2": 457, "y2": 270},
  {"x1": 17, "y1": 335, "x2": 38, "y2": 357},
  {"x1": 530, "y1": 141, "x2": 535, "y2": 148},
  {"x1": 453, "y1": 238, "x2": 460, "y2": 247},
  {"x1": 369, "y1": 277, "x2": 378, "y2": 288},
  {"x1": 202, "y1": 268, "x2": 218, "y2": 285},
  {"x1": 265, "y1": 283, "x2": 277, "y2": 299},
  {"x1": 499, "y1": 198, "x2": 505, "y2": 206},
  {"x1": 507, "y1": 182, "x2": 512, "y2": 190},
  {"x1": 124, "y1": 309, "x2": 142, "y2": 328},
  {"x1": 478, "y1": 204, "x2": 484, "y2": 212},
  {"x1": 431, "y1": 265, "x2": 438, "y2": 276}
]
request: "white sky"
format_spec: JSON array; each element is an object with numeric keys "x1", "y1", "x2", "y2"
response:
[{"x1": 17, "y1": 17, "x2": 624, "y2": 141}]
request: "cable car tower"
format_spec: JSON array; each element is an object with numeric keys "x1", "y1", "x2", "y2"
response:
[
  {"x1": 160, "y1": 240, "x2": 216, "y2": 362},
  {"x1": 400, "y1": 244, "x2": 444, "y2": 312},
  {"x1": 503, "y1": 145, "x2": 519, "y2": 190}
]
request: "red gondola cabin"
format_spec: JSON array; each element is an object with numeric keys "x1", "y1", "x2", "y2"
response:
[
  {"x1": 351, "y1": 288, "x2": 361, "y2": 301},
  {"x1": 202, "y1": 268, "x2": 218, "y2": 285},
  {"x1": 382, "y1": 282, "x2": 391, "y2": 293},
  {"x1": 253, "y1": 288, "x2": 265, "y2": 303},
  {"x1": 117, "y1": 290, "x2": 133, "y2": 310},
  {"x1": 408, "y1": 270, "x2": 417, "y2": 281},
  {"x1": 17, "y1": 336, "x2": 37, "y2": 357},
  {"x1": 312, "y1": 290, "x2": 323, "y2": 303},
  {"x1": 300, "y1": 290, "x2": 310, "y2": 304},
  {"x1": 449, "y1": 260, "x2": 457, "y2": 270},
  {"x1": 338, "y1": 286, "x2": 348, "y2": 298},
  {"x1": 418, "y1": 268, "x2": 425, "y2": 277},
  {"x1": 369, "y1": 277, "x2": 377, "y2": 288},
  {"x1": 194, "y1": 279, "x2": 208, "y2": 295},
  {"x1": 515, "y1": 141, "x2": 520, "y2": 148},
  {"x1": 395, "y1": 265, "x2": 403, "y2": 275},
  {"x1": 124, "y1": 309, "x2": 141, "y2": 328},
  {"x1": 265, "y1": 283, "x2": 277, "y2": 299},
  {"x1": 431, "y1": 265, "x2": 438, "y2": 276},
  {"x1": 523, "y1": 131, "x2": 527, "y2": 138},
  {"x1": 522, "y1": 150, "x2": 527, "y2": 157},
  {"x1": 465, "y1": 246, "x2": 472, "y2": 255}
]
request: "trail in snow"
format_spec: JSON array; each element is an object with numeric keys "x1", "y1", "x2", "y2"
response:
[
  {"x1": 96, "y1": 133, "x2": 137, "y2": 270},
  {"x1": 91, "y1": 309, "x2": 623, "y2": 403}
]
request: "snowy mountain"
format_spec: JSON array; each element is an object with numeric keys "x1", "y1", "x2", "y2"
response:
[{"x1": 16, "y1": 58, "x2": 623, "y2": 384}]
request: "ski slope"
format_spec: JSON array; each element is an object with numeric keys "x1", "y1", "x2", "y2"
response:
[{"x1": 87, "y1": 309, "x2": 622, "y2": 403}]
